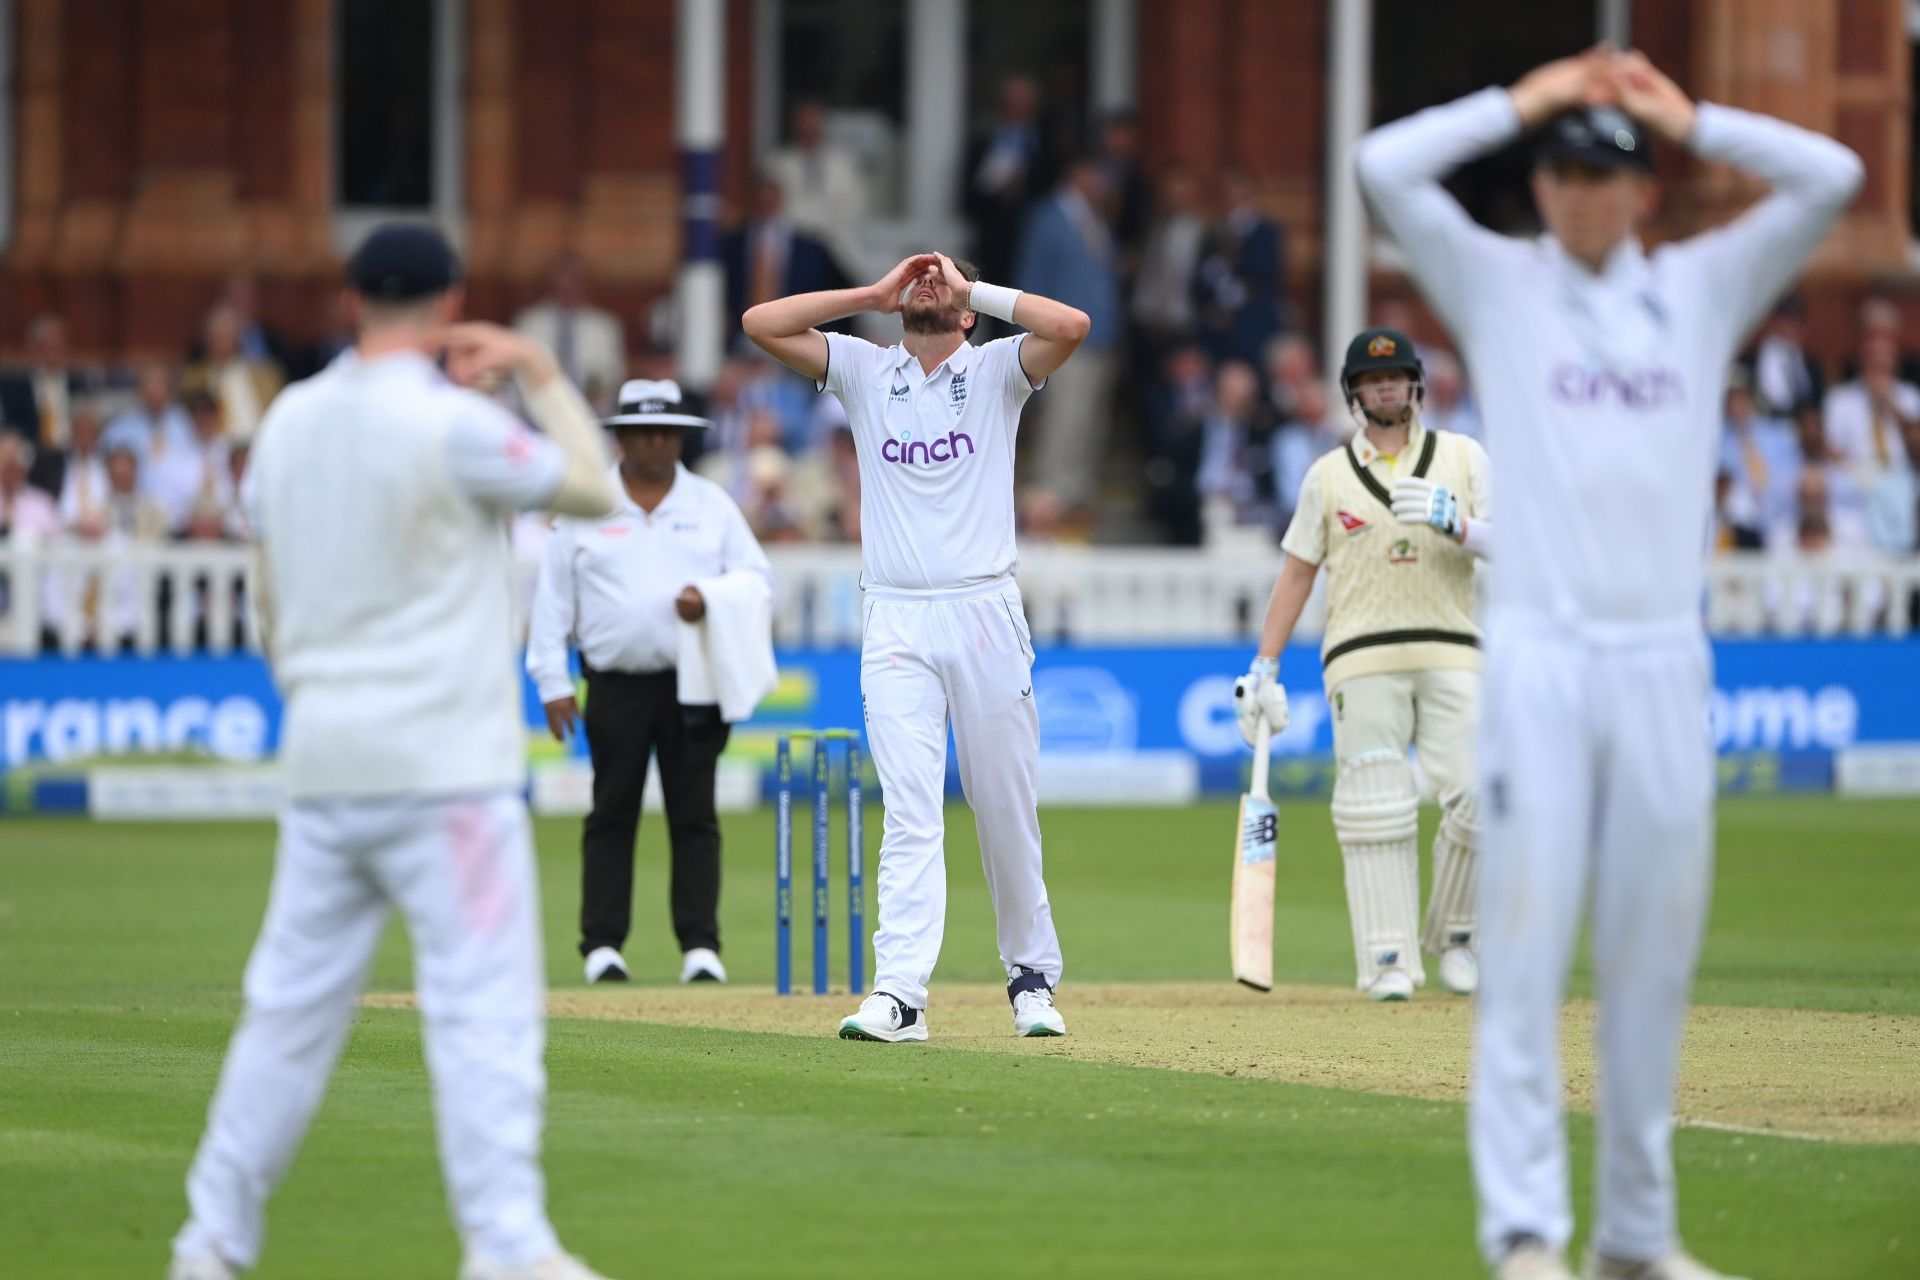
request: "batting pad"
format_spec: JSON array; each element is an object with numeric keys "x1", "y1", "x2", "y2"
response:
[
  {"x1": 1331, "y1": 750, "x2": 1422, "y2": 988},
  {"x1": 1422, "y1": 787, "x2": 1479, "y2": 956}
]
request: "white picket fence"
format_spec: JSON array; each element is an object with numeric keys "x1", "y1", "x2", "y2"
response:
[{"x1": 0, "y1": 540, "x2": 1916, "y2": 658}]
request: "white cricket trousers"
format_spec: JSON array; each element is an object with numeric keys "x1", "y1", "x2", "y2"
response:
[
  {"x1": 860, "y1": 578, "x2": 1062, "y2": 1010},
  {"x1": 173, "y1": 789, "x2": 559, "y2": 1271},
  {"x1": 1471, "y1": 616, "x2": 1715, "y2": 1265}
]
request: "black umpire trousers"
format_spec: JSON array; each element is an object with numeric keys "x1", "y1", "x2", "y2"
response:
[{"x1": 579, "y1": 666, "x2": 730, "y2": 957}]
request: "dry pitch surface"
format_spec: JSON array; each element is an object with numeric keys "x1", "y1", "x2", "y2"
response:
[{"x1": 366, "y1": 981, "x2": 1920, "y2": 1146}]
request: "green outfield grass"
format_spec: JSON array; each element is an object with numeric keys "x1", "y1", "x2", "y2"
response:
[{"x1": 3, "y1": 796, "x2": 1917, "y2": 1278}]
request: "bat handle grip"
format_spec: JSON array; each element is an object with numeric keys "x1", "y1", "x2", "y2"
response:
[{"x1": 1250, "y1": 717, "x2": 1272, "y2": 796}]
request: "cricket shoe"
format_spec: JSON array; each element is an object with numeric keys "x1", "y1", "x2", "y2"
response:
[
  {"x1": 679, "y1": 947, "x2": 727, "y2": 983},
  {"x1": 460, "y1": 1252, "x2": 617, "y2": 1280},
  {"x1": 168, "y1": 1253, "x2": 237, "y2": 1280},
  {"x1": 1585, "y1": 1250, "x2": 1750, "y2": 1280},
  {"x1": 838, "y1": 992, "x2": 928, "y2": 1042},
  {"x1": 583, "y1": 947, "x2": 628, "y2": 984},
  {"x1": 1495, "y1": 1237, "x2": 1576, "y2": 1280},
  {"x1": 1368, "y1": 968, "x2": 1415, "y2": 1002},
  {"x1": 1008, "y1": 970, "x2": 1066, "y2": 1036},
  {"x1": 1439, "y1": 946, "x2": 1479, "y2": 996}
]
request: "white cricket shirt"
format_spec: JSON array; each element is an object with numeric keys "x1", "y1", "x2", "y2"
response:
[
  {"x1": 1357, "y1": 90, "x2": 1862, "y2": 631},
  {"x1": 525, "y1": 461, "x2": 773, "y2": 701},
  {"x1": 244, "y1": 351, "x2": 567, "y2": 799},
  {"x1": 818, "y1": 331, "x2": 1041, "y2": 592}
]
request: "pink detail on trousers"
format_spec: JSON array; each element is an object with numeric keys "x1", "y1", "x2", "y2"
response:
[{"x1": 444, "y1": 802, "x2": 512, "y2": 936}]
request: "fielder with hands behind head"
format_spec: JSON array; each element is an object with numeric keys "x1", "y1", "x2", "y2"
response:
[
  {"x1": 744, "y1": 251, "x2": 1089, "y2": 1042},
  {"x1": 1235, "y1": 326, "x2": 1492, "y2": 1005},
  {"x1": 171, "y1": 224, "x2": 623, "y2": 1280},
  {"x1": 1356, "y1": 45, "x2": 1862, "y2": 1280}
]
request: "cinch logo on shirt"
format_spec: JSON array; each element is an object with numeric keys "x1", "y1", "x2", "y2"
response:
[
  {"x1": 882, "y1": 430, "x2": 976, "y2": 465},
  {"x1": 1550, "y1": 363, "x2": 1685, "y2": 410}
]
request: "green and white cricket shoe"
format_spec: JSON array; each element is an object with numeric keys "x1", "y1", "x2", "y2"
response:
[
  {"x1": 168, "y1": 1252, "x2": 237, "y2": 1280},
  {"x1": 1011, "y1": 987, "x2": 1066, "y2": 1037},
  {"x1": 1368, "y1": 969, "x2": 1415, "y2": 1002},
  {"x1": 838, "y1": 992, "x2": 928, "y2": 1042},
  {"x1": 1439, "y1": 945, "x2": 1479, "y2": 996}
]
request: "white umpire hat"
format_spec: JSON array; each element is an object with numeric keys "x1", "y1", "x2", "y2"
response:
[{"x1": 603, "y1": 379, "x2": 712, "y2": 429}]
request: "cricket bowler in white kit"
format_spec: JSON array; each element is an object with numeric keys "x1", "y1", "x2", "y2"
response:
[
  {"x1": 744, "y1": 252, "x2": 1091, "y2": 1042},
  {"x1": 1235, "y1": 326, "x2": 1492, "y2": 1004},
  {"x1": 1356, "y1": 50, "x2": 1862, "y2": 1280},
  {"x1": 169, "y1": 225, "x2": 624, "y2": 1280}
]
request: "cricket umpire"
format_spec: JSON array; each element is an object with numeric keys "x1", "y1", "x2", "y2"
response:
[{"x1": 527, "y1": 379, "x2": 773, "y2": 986}]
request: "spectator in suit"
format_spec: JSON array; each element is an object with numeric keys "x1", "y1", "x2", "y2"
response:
[
  {"x1": 1131, "y1": 165, "x2": 1208, "y2": 354},
  {"x1": 1262, "y1": 332, "x2": 1319, "y2": 422},
  {"x1": 765, "y1": 99, "x2": 868, "y2": 281},
  {"x1": 0, "y1": 435, "x2": 59, "y2": 627},
  {"x1": 104, "y1": 363, "x2": 195, "y2": 472},
  {"x1": 196, "y1": 274, "x2": 300, "y2": 376},
  {"x1": 1749, "y1": 294, "x2": 1824, "y2": 422},
  {"x1": 1825, "y1": 330, "x2": 1917, "y2": 478},
  {"x1": 1196, "y1": 359, "x2": 1279, "y2": 544},
  {"x1": 1420, "y1": 349, "x2": 1483, "y2": 443},
  {"x1": 1718, "y1": 367, "x2": 1801, "y2": 550},
  {"x1": 148, "y1": 388, "x2": 235, "y2": 538},
  {"x1": 722, "y1": 178, "x2": 852, "y2": 346},
  {"x1": 1270, "y1": 379, "x2": 1342, "y2": 529},
  {"x1": 1142, "y1": 344, "x2": 1212, "y2": 546},
  {"x1": 186, "y1": 303, "x2": 284, "y2": 445},
  {"x1": 1095, "y1": 113, "x2": 1153, "y2": 271},
  {"x1": 514, "y1": 254, "x2": 628, "y2": 414},
  {"x1": 66, "y1": 444, "x2": 170, "y2": 652},
  {"x1": 1016, "y1": 157, "x2": 1123, "y2": 516},
  {"x1": 0, "y1": 314, "x2": 85, "y2": 465},
  {"x1": 1196, "y1": 170, "x2": 1286, "y2": 367},
  {"x1": 51, "y1": 404, "x2": 111, "y2": 534},
  {"x1": 963, "y1": 75, "x2": 1052, "y2": 297}
]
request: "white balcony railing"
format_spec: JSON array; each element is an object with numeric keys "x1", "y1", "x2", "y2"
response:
[{"x1": 0, "y1": 541, "x2": 1915, "y2": 658}]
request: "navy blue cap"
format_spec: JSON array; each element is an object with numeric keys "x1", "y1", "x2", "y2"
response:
[
  {"x1": 345, "y1": 223, "x2": 462, "y2": 300},
  {"x1": 1536, "y1": 106, "x2": 1655, "y2": 173}
]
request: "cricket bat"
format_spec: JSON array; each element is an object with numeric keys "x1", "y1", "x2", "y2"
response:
[{"x1": 1230, "y1": 718, "x2": 1278, "y2": 991}]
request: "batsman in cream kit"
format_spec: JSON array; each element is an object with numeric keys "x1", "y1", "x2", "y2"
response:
[
  {"x1": 1235, "y1": 327, "x2": 1492, "y2": 1003},
  {"x1": 745, "y1": 251, "x2": 1094, "y2": 1042}
]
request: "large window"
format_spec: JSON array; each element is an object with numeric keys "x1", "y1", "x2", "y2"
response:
[
  {"x1": 1372, "y1": 0, "x2": 1597, "y2": 236},
  {"x1": 333, "y1": 0, "x2": 463, "y2": 245}
]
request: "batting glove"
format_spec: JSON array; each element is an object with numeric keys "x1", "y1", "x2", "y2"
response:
[
  {"x1": 1391, "y1": 477, "x2": 1462, "y2": 539},
  {"x1": 1232, "y1": 657, "x2": 1290, "y2": 747}
]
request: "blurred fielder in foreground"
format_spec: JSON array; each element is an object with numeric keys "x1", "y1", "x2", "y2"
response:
[
  {"x1": 744, "y1": 252, "x2": 1090, "y2": 1042},
  {"x1": 170, "y1": 225, "x2": 623, "y2": 1280},
  {"x1": 1235, "y1": 325, "x2": 1492, "y2": 1003},
  {"x1": 1358, "y1": 48, "x2": 1862, "y2": 1280}
]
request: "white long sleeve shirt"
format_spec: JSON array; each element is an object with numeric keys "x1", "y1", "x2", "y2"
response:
[
  {"x1": 525, "y1": 462, "x2": 773, "y2": 702},
  {"x1": 1356, "y1": 89, "x2": 1862, "y2": 630}
]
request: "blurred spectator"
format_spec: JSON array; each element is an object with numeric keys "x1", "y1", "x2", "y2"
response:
[
  {"x1": 514, "y1": 254, "x2": 627, "y2": 414},
  {"x1": 1709, "y1": 470, "x2": 1746, "y2": 553},
  {"x1": 741, "y1": 443, "x2": 806, "y2": 544},
  {"x1": 765, "y1": 99, "x2": 868, "y2": 281},
  {"x1": 1420, "y1": 349, "x2": 1482, "y2": 442},
  {"x1": 1095, "y1": 113, "x2": 1152, "y2": 269},
  {"x1": 723, "y1": 178, "x2": 852, "y2": 347},
  {"x1": 69, "y1": 444, "x2": 170, "y2": 651},
  {"x1": 1718, "y1": 367, "x2": 1800, "y2": 549},
  {"x1": 187, "y1": 303, "x2": 284, "y2": 444},
  {"x1": 1131, "y1": 165, "x2": 1208, "y2": 353},
  {"x1": 223, "y1": 442, "x2": 253, "y2": 540},
  {"x1": 1842, "y1": 295, "x2": 1920, "y2": 385},
  {"x1": 963, "y1": 75, "x2": 1053, "y2": 296},
  {"x1": 1016, "y1": 157, "x2": 1123, "y2": 515},
  {"x1": 202, "y1": 274, "x2": 298, "y2": 376},
  {"x1": 104, "y1": 363, "x2": 195, "y2": 472},
  {"x1": 1196, "y1": 360, "x2": 1278, "y2": 544},
  {"x1": 1823, "y1": 331, "x2": 1917, "y2": 551},
  {"x1": 0, "y1": 435, "x2": 58, "y2": 546},
  {"x1": 0, "y1": 314, "x2": 87, "y2": 462},
  {"x1": 1262, "y1": 333, "x2": 1319, "y2": 421},
  {"x1": 146, "y1": 390, "x2": 231, "y2": 535},
  {"x1": 1271, "y1": 379, "x2": 1342, "y2": 526},
  {"x1": 53, "y1": 405, "x2": 111, "y2": 535},
  {"x1": 1748, "y1": 294, "x2": 1824, "y2": 422},
  {"x1": 1141, "y1": 345, "x2": 1213, "y2": 545},
  {"x1": 1196, "y1": 170, "x2": 1286, "y2": 367}
]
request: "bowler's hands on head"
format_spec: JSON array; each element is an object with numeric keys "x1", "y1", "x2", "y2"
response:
[
  {"x1": 1608, "y1": 50, "x2": 1696, "y2": 143},
  {"x1": 934, "y1": 254, "x2": 974, "y2": 309},
  {"x1": 871, "y1": 254, "x2": 942, "y2": 315},
  {"x1": 675, "y1": 585, "x2": 706, "y2": 622},
  {"x1": 438, "y1": 322, "x2": 561, "y2": 391},
  {"x1": 1509, "y1": 47, "x2": 1617, "y2": 128},
  {"x1": 543, "y1": 695, "x2": 581, "y2": 742}
]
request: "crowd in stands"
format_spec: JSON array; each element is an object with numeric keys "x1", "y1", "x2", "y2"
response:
[{"x1": 4, "y1": 76, "x2": 1919, "y2": 648}]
